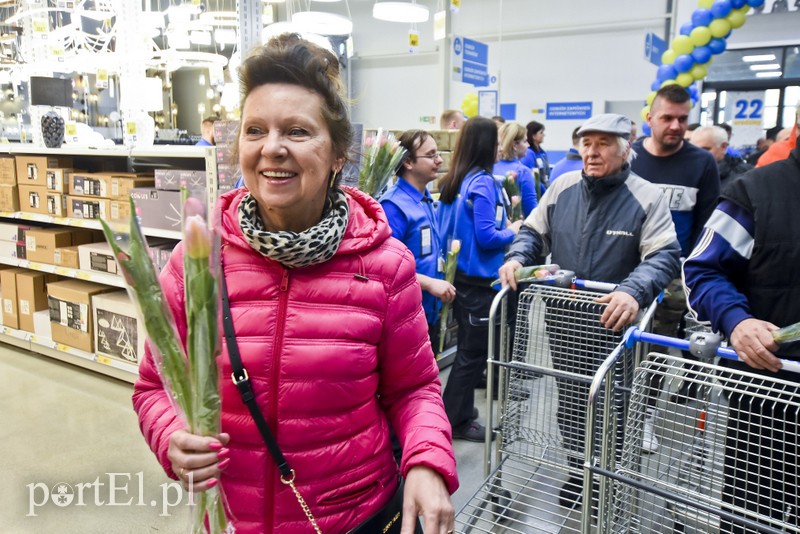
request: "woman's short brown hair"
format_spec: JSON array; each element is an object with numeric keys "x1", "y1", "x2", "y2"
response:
[
  {"x1": 232, "y1": 34, "x2": 353, "y2": 184},
  {"x1": 498, "y1": 122, "x2": 526, "y2": 161}
]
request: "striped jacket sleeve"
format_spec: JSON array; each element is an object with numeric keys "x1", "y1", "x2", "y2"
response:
[{"x1": 682, "y1": 199, "x2": 754, "y2": 338}]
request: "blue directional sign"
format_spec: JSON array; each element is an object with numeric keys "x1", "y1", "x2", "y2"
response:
[
  {"x1": 546, "y1": 102, "x2": 593, "y2": 120},
  {"x1": 645, "y1": 32, "x2": 667, "y2": 66},
  {"x1": 452, "y1": 35, "x2": 489, "y2": 87}
]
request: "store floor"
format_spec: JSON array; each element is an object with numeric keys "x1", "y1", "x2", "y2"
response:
[{"x1": 0, "y1": 345, "x2": 488, "y2": 533}]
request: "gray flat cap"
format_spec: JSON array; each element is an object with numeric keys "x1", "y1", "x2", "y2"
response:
[{"x1": 577, "y1": 113, "x2": 632, "y2": 139}]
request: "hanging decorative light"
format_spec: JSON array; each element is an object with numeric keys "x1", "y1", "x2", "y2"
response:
[
  {"x1": 372, "y1": 1, "x2": 429, "y2": 23},
  {"x1": 291, "y1": 11, "x2": 353, "y2": 36}
]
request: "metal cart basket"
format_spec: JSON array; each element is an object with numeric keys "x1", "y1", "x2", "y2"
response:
[
  {"x1": 455, "y1": 281, "x2": 655, "y2": 533},
  {"x1": 587, "y1": 329, "x2": 800, "y2": 534}
]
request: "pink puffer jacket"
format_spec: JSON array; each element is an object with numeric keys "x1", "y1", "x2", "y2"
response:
[{"x1": 132, "y1": 187, "x2": 458, "y2": 533}]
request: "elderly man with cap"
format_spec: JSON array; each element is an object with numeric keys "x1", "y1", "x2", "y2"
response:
[{"x1": 498, "y1": 113, "x2": 680, "y2": 510}]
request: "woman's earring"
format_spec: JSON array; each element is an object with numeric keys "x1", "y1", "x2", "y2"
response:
[{"x1": 329, "y1": 168, "x2": 340, "y2": 189}]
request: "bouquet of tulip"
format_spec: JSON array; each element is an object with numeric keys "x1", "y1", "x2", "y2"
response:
[
  {"x1": 774, "y1": 321, "x2": 800, "y2": 345},
  {"x1": 502, "y1": 170, "x2": 522, "y2": 221},
  {"x1": 438, "y1": 239, "x2": 461, "y2": 354},
  {"x1": 100, "y1": 197, "x2": 232, "y2": 534},
  {"x1": 358, "y1": 128, "x2": 407, "y2": 198}
]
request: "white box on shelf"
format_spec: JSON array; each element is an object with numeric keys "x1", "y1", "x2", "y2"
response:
[
  {"x1": 33, "y1": 309, "x2": 51, "y2": 339},
  {"x1": 92, "y1": 291, "x2": 143, "y2": 365},
  {"x1": 78, "y1": 242, "x2": 117, "y2": 275}
]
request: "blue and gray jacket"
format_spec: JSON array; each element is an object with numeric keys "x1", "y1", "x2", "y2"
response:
[{"x1": 505, "y1": 165, "x2": 681, "y2": 307}]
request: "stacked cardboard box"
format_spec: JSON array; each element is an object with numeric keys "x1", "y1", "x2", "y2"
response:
[
  {"x1": 93, "y1": 290, "x2": 145, "y2": 364},
  {"x1": 0, "y1": 156, "x2": 19, "y2": 212},
  {"x1": 213, "y1": 121, "x2": 241, "y2": 195},
  {"x1": 16, "y1": 270, "x2": 59, "y2": 333},
  {"x1": 0, "y1": 221, "x2": 28, "y2": 259},
  {"x1": 130, "y1": 188, "x2": 181, "y2": 232},
  {"x1": 66, "y1": 171, "x2": 152, "y2": 221},
  {"x1": 14, "y1": 156, "x2": 74, "y2": 217},
  {"x1": 47, "y1": 279, "x2": 114, "y2": 352},
  {"x1": 24, "y1": 227, "x2": 98, "y2": 264}
]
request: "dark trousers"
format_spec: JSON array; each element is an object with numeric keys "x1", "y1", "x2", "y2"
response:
[
  {"x1": 443, "y1": 282, "x2": 500, "y2": 429},
  {"x1": 720, "y1": 372, "x2": 799, "y2": 533}
]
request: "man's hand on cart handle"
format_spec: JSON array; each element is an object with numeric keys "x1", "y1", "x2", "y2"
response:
[
  {"x1": 498, "y1": 260, "x2": 524, "y2": 291},
  {"x1": 731, "y1": 318, "x2": 782, "y2": 373},
  {"x1": 596, "y1": 291, "x2": 639, "y2": 332}
]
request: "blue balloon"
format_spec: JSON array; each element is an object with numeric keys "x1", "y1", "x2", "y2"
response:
[
  {"x1": 642, "y1": 123, "x2": 652, "y2": 137},
  {"x1": 724, "y1": 29, "x2": 732, "y2": 39},
  {"x1": 711, "y1": 0, "x2": 733, "y2": 18},
  {"x1": 708, "y1": 37, "x2": 727, "y2": 54},
  {"x1": 680, "y1": 22, "x2": 695, "y2": 36},
  {"x1": 657, "y1": 64, "x2": 679, "y2": 83},
  {"x1": 688, "y1": 84, "x2": 699, "y2": 100},
  {"x1": 692, "y1": 8, "x2": 714, "y2": 27},
  {"x1": 746, "y1": 0, "x2": 764, "y2": 6},
  {"x1": 651, "y1": 80, "x2": 662, "y2": 92},
  {"x1": 692, "y1": 45, "x2": 713, "y2": 64},
  {"x1": 674, "y1": 54, "x2": 695, "y2": 73},
  {"x1": 731, "y1": 0, "x2": 746, "y2": 7}
]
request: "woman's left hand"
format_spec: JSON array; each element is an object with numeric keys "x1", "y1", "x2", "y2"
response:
[{"x1": 401, "y1": 466, "x2": 454, "y2": 534}]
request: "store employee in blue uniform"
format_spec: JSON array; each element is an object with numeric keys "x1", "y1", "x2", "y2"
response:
[{"x1": 380, "y1": 130, "x2": 456, "y2": 347}]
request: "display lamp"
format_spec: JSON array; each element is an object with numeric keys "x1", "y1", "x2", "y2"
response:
[
  {"x1": 291, "y1": 11, "x2": 353, "y2": 36},
  {"x1": 372, "y1": 1, "x2": 429, "y2": 23}
]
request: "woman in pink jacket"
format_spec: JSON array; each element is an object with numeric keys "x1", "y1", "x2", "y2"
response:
[{"x1": 133, "y1": 34, "x2": 458, "y2": 533}]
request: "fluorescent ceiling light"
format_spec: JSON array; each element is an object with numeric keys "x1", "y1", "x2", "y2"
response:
[
  {"x1": 755, "y1": 71, "x2": 782, "y2": 78},
  {"x1": 749, "y1": 63, "x2": 781, "y2": 71},
  {"x1": 190, "y1": 30, "x2": 212, "y2": 46},
  {"x1": 291, "y1": 11, "x2": 353, "y2": 36},
  {"x1": 199, "y1": 11, "x2": 238, "y2": 27},
  {"x1": 214, "y1": 28, "x2": 237, "y2": 45},
  {"x1": 742, "y1": 53, "x2": 776, "y2": 62},
  {"x1": 373, "y1": 2, "x2": 430, "y2": 23},
  {"x1": 311, "y1": 0, "x2": 343, "y2": 2}
]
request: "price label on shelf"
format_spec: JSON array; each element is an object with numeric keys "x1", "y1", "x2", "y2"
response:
[
  {"x1": 76, "y1": 271, "x2": 92, "y2": 281},
  {"x1": 96, "y1": 69, "x2": 109, "y2": 90},
  {"x1": 65, "y1": 122, "x2": 78, "y2": 137},
  {"x1": 54, "y1": 267, "x2": 71, "y2": 277},
  {"x1": 126, "y1": 122, "x2": 138, "y2": 135},
  {"x1": 56, "y1": 343, "x2": 71, "y2": 352},
  {"x1": 97, "y1": 355, "x2": 112, "y2": 366}
]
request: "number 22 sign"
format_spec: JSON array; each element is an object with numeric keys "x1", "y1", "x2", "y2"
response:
[{"x1": 726, "y1": 91, "x2": 765, "y2": 147}]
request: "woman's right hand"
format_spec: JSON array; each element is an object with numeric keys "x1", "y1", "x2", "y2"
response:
[
  {"x1": 508, "y1": 220, "x2": 523, "y2": 234},
  {"x1": 168, "y1": 430, "x2": 231, "y2": 492},
  {"x1": 498, "y1": 259, "x2": 523, "y2": 291}
]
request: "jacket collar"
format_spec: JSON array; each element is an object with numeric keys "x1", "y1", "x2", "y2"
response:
[
  {"x1": 582, "y1": 163, "x2": 630, "y2": 193},
  {"x1": 396, "y1": 176, "x2": 431, "y2": 204}
]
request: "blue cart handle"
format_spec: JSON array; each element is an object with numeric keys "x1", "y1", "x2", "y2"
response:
[
  {"x1": 495, "y1": 268, "x2": 618, "y2": 293},
  {"x1": 624, "y1": 327, "x2": 800, "y2": 374}
]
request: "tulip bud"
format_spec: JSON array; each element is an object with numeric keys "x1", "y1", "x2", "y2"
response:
[
  {"x1": 450, "y1": 239, "x2": 461, "y2": 254},
  {"x1": 185, "y1": 215, "x2": 211, "y2": 259}
]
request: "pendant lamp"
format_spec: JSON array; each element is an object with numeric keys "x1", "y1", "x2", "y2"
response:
[{"x1": 372, "y1": 1, "x2": 430, "y2": 23}]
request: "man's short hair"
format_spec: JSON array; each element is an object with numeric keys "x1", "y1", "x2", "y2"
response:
[
  {"x1": 491, "y1": 115, "x2": 506, "y2": 124},
  {"x1": 687, "y1": 123, "x2": 701, "y2": 132},
  {"x1": 202, "y1": 116, "x2": 217, "y2": 126},
  {"x1": 716, "y1": 123, "x2": 732, "y2": 136},
  {"x1": 571, "y1": 127, "x2": 581, "y2": 144},
  {"x1": 396, "y1": 129, "x2": 431, "y2": 177},
  {"x1": 654, "y1": 84, "x2": 691, "y2": 107},
  {"x1": 694, "y1": 125, "x2": 728, "y2": 147},
  {"x1": 440, "y1": 110, "x2": 463, "y2": 129}
]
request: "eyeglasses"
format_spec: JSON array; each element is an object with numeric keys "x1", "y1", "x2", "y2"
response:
[{"x1": 416, "y1": 152, "x2": 443, "y2": 160}]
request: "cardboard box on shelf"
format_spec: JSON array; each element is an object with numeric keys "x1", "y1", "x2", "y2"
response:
[
  {"x1": 130, "y1": 188, "x2": 181, "y2": 231},
  {"x1": 78, "y1": 242, "x2": 118, "y2": 275},
  {"x1": 66, "y1": 195, "x2": 131, "y2": 221},
  {"x1": 25, "y1": 227, "x2": 97, "y2": 265},
  {"x1": 54, "y1": 246, "x2": 81, "y2": 269},
  {"x1": 33, "y1": 309, "x2": 51, "y2": 339},
  {"x1": 428, "y1": 130, "x2": 452, "y2": 151},
  {"x1": 93, "y1": 290, "x2": 144, "y2": 364},
  {"x1": 0, "y1": 185, "x2": 19, "y2": 212},
  {"x1": 0, "y1": 156, "x2": 16, "y2": 185},
  {"x1": 46, "y1": 168, "x2": 78, "y2": 193},
  {"x1": 0, "y1": 240, "x2": 23, "y2": 259},
  {"x1": 1, "y1": 267, "x2": 26, "y2": 329},
  {"x1": 16, "y1": 270, "x2": 59, "y2": 333},
  {"x1": 438, "y1": 151, "x2": 452, "y2": 172},
  {"x1": 68, "y1": 172, "x2": 154, "y2": 200},
  {"x1": 0, "y1": 222, "x2": 19, "y2": 241},
  {"x1": 154, "y1": 169, "x2": 181, "y2": 191},
  {"x1": 147, "y1": 240, "x2": 177, "y2": 273},
  {"x1": 15, "y1": 155, "x2": 73, "y2": 188},
  {"x1": 47, "y1": 279, "x2": 114, "y2": 353},
  {"x1": 18, "y1": 185, "x2": 68, "y2": 217}
]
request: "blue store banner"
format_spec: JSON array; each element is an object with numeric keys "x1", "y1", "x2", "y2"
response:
[
  {"x1": 645, "y1": 32, "x2": 667, "y2": 66},
  {"x1": 546, "y1": 102, "x2": 593, "y2": 120},
  {"x1": 452, "y1": 35, "x2": 489, "y2": 87}
]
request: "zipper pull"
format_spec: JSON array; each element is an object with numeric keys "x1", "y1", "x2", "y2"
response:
[{"x1": 280, "y1": 270, "x2": 289, "y2": 291}]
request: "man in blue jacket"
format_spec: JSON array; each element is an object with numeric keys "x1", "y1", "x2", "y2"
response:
[
  {"x1": 380, "y1": 130, "x2": 456, "y2": 350},
  {"x1": 499, "y1": 113, "x2": 680, "y2": 509}
]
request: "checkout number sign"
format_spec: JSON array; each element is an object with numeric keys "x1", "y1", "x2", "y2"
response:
[{"x1": 725, "y1": 91, "x2": 765, "y2": 148}]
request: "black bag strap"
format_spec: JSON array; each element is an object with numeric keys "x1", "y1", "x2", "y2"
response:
[{"x1": 221, "y1": 272, "x2": 292, "y2": 479}]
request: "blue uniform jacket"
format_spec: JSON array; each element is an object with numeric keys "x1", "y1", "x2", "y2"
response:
[
  {"x1": 438, "y1": 168, "x2": 515, "y2": 281},
  {"x1": 493, "y1": 158, "x2": 538, "y2": 218},
  {"x1": 380, "y1": 177, "x2": 442, "y2": 324}
]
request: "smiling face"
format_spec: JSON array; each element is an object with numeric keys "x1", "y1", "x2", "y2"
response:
[
  {"x1": 514, "y1": 136, "x2": 529, "y2": 159},
  {"x1": 580, "y1": 132, "x2": 628, "y2": 178},
  {"x1": 403, "y1": 136, "x2": 441, "y2": 186},
  {"x1": 239, "y1": 83, "x2": 340, "y2": 233}
]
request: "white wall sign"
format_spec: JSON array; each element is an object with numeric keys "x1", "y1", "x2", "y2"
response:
[{"x1": 725, "y1": 91, "x2": 766, "y2": 148}]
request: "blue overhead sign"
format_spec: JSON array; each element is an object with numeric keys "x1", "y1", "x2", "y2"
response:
[
  {"x1": 452, "y1": 36, "x2": 489, "y2": 87},
  {"x1": 645, "y1": 32, "x2": 667, "y2": 66},
  {"x1": 546, "y1": 102, "x2": 593, "y2": 120}
]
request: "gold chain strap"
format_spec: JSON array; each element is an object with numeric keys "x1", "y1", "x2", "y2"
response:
[{"x1": 281, "y1": 470, "x2": 322, "y2": 534}]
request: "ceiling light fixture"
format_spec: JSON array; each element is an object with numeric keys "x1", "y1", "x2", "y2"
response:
[
  {"x1": 373, "y1": 2, "x2": 430, "y2": 23},
  {"x1": 291, "y1": 11, "x2": 353, "y2": 36},
  {"x1": 749, "y1": 63, "x2": 781, "y2": 71},
  {"x1": 755, "y1": 71, "x2": 782, "y2": 78},
  {"x1": 742, "y1": 53, "x2": 776, "y2": 62}
]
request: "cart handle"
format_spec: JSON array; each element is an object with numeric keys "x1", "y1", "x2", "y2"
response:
[
  {"x1": 493, "y1": 268, "x2": 618, "y2": 293},
  {"x1": 623, "y1": 326, "x2": 800, "y2": 374}
]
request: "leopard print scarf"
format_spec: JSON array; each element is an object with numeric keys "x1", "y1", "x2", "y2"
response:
[{"x1": 238, "y1": 188, "x2": 349, "y2": 269}]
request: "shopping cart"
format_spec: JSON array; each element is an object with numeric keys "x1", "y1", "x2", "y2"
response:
[
  {"x1": 587, "y1": 328, "x2": 800, "y2": 534},
  {"x1": 454, "y1": 276, "x2": 656, "y2": 533}
]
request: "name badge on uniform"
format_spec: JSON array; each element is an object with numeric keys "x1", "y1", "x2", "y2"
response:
[
  {"x1": 536, "y1": 157, "x2": 543, "y2": 168},
  {"x1": 438, "y1": 253, "x2": 445, "y2": 273},
  {"x1": 420, "y1": 225, "x2": 432, "y2": 257},
  {"x1": 495, "y1": 203, "x2": 505, "y2": 226}
]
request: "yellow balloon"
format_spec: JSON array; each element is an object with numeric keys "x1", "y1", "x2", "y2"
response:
[
  {"x1": 461, "y1": 93, "x2": 478, "y2": 117},
  {"x1": 676, "y1": 72, "x2": 694, "y2": 87},
  {"x1": 661, "y1": 49, "x2": 677, "y2": 65},
  {"x1": 690, "y1": 63, "x2": 708, "y2": 80},
  {"x1": 690, "y1": 26, "x2": 712, "y2": 47},
  {"x1": 709, "y1": 18, "x2": 731, "y2": 38},
  {"x1": 641, "y1": 106, "x2": 651, "y2": 122},
  {"x1": 697, "y1": 0, "x2": 714, "y2": 8},
  {"x1": 646, "y1": 91, "x2": 658, "y2": 106},
  {"x1": 671, "y1": 35, "x2": 694, "y2": 55},
  {"x1": 661, "y1": 79, "x2": 678, "y2": 88},
  {"x1": 727, "y1": 10, "x2": 746, "y2": 28}
]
